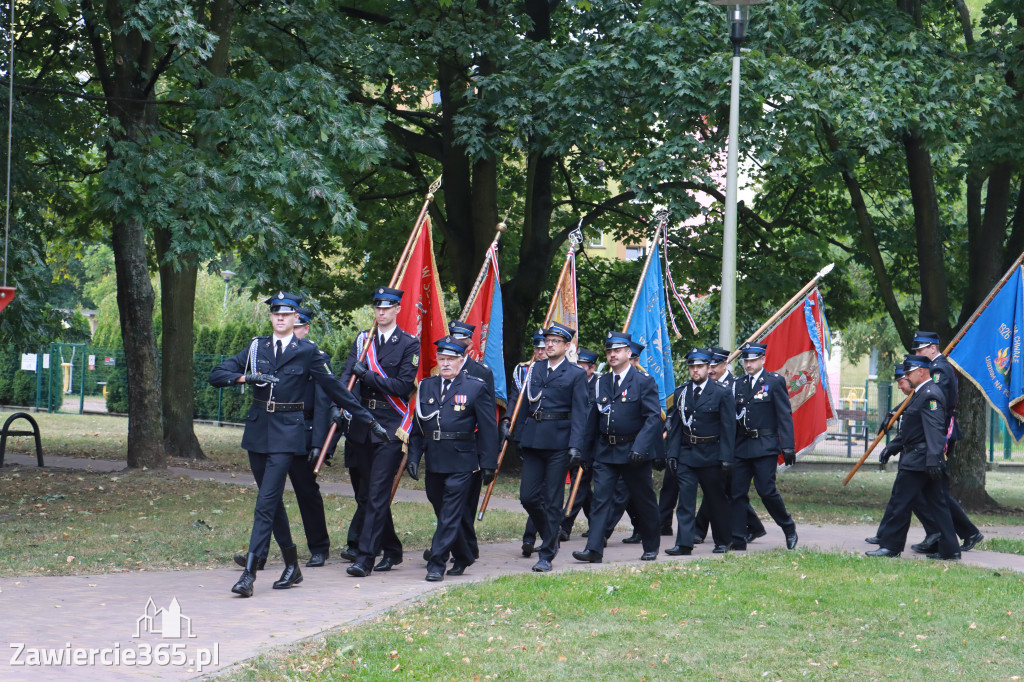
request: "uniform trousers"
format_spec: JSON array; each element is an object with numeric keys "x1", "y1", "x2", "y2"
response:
[
  {"x1": 877, "y1": 469, "x2": 959, "y2": 556},
  {"x1": 344, "y1": 461, "x2": 364, "y2": 551},
  {"x1": 352, "y1": 438, "x2": 404, "y2": 567},
  {"x1": 658, "y1": 469, "x2": 679, "y2": 533},
  {"x1": 519, "y1": 447, "x2": 570, "y2": 561},
  {"x1": 585, "y1": 460, "x2": 660, "y2": 555},
  {"x1": 561, "y1": 465, "x2": 593, "y2": 536},
  {"x1": 732, "y1": 455, "x2": 795, "y2": 545},
  {"x1": 459, "y1": 471, "x2": 482, "y2": 559},
  {"x1": 247, "y1": 452, "x2": 296, "y2": 558},
  {"x1": 288, "y1": 456, "x2": 330, "y2": 555},
  {"x1": 675, "y1": 463, "x2": 731, "y2": 548},
  {"x1": 696, "y1": 484, "x2": 765, "y2": 540},
  {"x1": 425, "y1": 470, "x2": 475, "y2": 573}
]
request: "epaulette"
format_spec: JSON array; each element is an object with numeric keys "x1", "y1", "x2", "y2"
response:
[{"x1": 463, "y1": 374, "x2": 486, "y2": 385}]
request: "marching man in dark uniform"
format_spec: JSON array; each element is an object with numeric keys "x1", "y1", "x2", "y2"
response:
[
  {"x1": 867, "y1": 355, "x2": 960, "y2": 560},
  {"x1": 447, "y1": 320, "x2": 496, "y2": 563},
  {"x1": 694, "y1": 347, "x2": 766, "y2": 545},
  {"x1": 406, "y1": 336, "x2": 499, "y2": 581},
  {"x1": 507, "y1": 328, "x2": 548, "y2": 558},
  {"x1": 560, "y1": 347, "x2": 600, "y2": 540},
  {"x1": 209, "y1": 292, "x2": 387, "y2": 597},
  {"x1": 341, "y1": 287, "x2": 420, "y2": 578},
  {"x1": 572, "y1": 331, "x2": 663, "y2": 564},
  {"x1": 516, "y1": 322, "x2": 589, "y2": 572},
  {"x1": 665, "y1": 348, "x2": 735, "y2": 555},
  {"x1": 731, "y1": 342, "x2": 798, "y2": 551}
]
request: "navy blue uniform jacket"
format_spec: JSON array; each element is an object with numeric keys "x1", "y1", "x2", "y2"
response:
[
  {"x1": 209, "y1": 336, "x2": 370, "y2": 455},
  {"x1": 893, "y1": 380, "x2": 947, "y2": 471},
  {"x1": 408, "y1": 373, "x2": 500, "y2": 473},
  {"x1": 666, "y1": 379, "x2": 736, "y2": 467},
  {"x1": 585, "y1": 366, "x2": 663, "y2": 464},
  {"x1": 340, "y1": 327, "x2": 419, "y2": 443},
  {"x1": 734, "y1": 370, "x2": 795, "y2": 459},
  {"x1": 516, "y1": 358, "x2": 589, "y2": 451}
]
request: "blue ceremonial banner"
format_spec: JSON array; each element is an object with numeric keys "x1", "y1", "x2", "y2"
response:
[
  {"x1": 627, "y1": 243, "x2": 675, "y2": 409},
  {"x1": 483, "y1": 272, "x2": 507, "y2": 405},
  {"x1": 948, "y1": 265, "x2": 1024, "y2": 442}
]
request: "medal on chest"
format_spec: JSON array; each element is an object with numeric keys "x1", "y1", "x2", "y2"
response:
[{"x1": 454, "y1": 394, "x2": 467, "y2": 411}]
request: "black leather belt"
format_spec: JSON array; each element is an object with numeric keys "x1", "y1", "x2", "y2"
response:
[
  {"x1": 362, "y1": 398, "x2": 392, "y2": 410},
  {"x1": 686, "y1": 433, "x2": 720, "y2": 444},
  {"x1": 254, "y1": 399, "x2": 304, "y2": 413},
  {"x1": 431, "y1": 431, "x2": 475, "y2": 441},
  {"x1": 601, "y1": 433, "x2": 638, "y2": 445},
  {"x1": 745, "y1": 428, "x2": 777, "y2": 439},
  {"x1": 531, "y1": 411, "x2": 570, "y2": 421}
]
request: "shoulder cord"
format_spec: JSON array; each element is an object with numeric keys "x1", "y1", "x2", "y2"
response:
[{"x1": 525, "y1": 363, "x2": 543, "y2": 404}]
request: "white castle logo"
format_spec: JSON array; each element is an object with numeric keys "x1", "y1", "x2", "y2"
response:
[{"x1": 134, "y1": 597, "x2": 196, "y2": 639}]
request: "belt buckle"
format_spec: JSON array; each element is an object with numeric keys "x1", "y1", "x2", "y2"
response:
[
  {"x1": 607, "y1": 435, "x2": 617, "y2": 445},
  {"x1": 266, "y1": 401, "x2": 276, "y2": 413},
  {"x1": 432, "y1": 430, "x2": 442, "y2": 441},
  {"x1": 369, "y1": 399, "x2": 379, "y2": 410},
  {"x1": 689, "y1": 435, "x2": 697, "y2": 445}
]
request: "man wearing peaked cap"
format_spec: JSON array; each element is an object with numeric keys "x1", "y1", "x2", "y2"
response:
[
  {"x1": 867, "y1": 355, "x2": 960, "y2": 560},
  {"x1": 516, "y1": 322, "x2": 589, "y2": 572},
  {"x1": 445, "y1": 320, "x2": 497, "y2": 565},
  {"x1": 572, "y1": 331, "x2": 663, "y2": 564},
  {"x1": 210, "y1": 292, "x2": 387, "y2": 597},
  {"x1": 909, "y1": 330, "x2": 984, "y2": 553},
  {"x1": 731, "y1": 341, "x2": 799, "y2": 551},
  {"x1": 407, "y1": 336, "x2": 499, "y2": 581},
  {"x1": 340, "y1": 286, "x2": 420, "y2": 577},
  {"x1": 560, "y1": 347, "x2": 600, "y2": 540},
  {"x1": 664, "y1": 348, "x2": 735, "y2": 555},
  {"x1": 506, "y1": 328, "x2": 549, "y2": 558}
]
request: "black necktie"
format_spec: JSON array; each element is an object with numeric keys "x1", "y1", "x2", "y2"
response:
[
  {"x1": 441, "y1": 379, "x2": 451, "y2": 402},
  {"x1": 613, "y1": 374, "x2": 620, "y2": 396},
  {"x1": 693, "y1": 385, "x2": 702, "y2": 406},
  {"x1": 378, "y1": 332, "x2": 385, "y2": 348},
  {"x1": 275, "y1": 339, "x2": 282, "y2": 360}
]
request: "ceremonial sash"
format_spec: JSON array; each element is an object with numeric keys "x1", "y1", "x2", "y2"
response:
[{"x1": 362, "y1": 331, "x2": 416, "y2": 439}]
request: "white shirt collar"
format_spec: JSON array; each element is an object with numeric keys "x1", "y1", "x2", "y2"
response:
[
  {"x1": 913, "y1": 377, "x2": 933, "y2": 393},
  {"x1": 615, "y1": 365, "x2": 631, "y2": 384},
  {"x1": 272, "y1": 332, "x2": 294, "y2": 348},
  {"x1": 547, "y1": 356, "x2": 566, "y2": 372},
  {"x1": 747, "y1": 368, "x2": 764, "y2": 384},
  {"x1": 694, "y1": 378, "x2": 709, "y2": 392},
  {"x1": 378, "y1": 326, "x2": 397, "y2": 343}
]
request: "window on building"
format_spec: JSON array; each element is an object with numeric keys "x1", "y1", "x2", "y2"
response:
[
  {"x1": 624, "y1": 245, "x2": 646, "y2": 261},
  {"x1": 588, "y1": 229, "x2": 604, "y2": 249}
]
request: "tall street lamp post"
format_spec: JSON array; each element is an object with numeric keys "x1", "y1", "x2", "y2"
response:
[
  {"x1": 222, "y1": 269, "x2": 236, "y2": 309},
  {"x1": 713, "y1": 0, "x2": 762, "y2": 351}
]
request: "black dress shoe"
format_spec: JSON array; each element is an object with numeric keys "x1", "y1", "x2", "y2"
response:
[
  {"x1": 581, "y1": 529, "x2": 590, "y2": 538},
  {"x1": 231, "y1": 553, "x2": 260, "y2": 597},
  {"x1": 693, "y1": 535, "x2": 705, "y2": 545},
  {"x1": 640, "y1": 551, "x2": 657, "y2": 561},
  {"x1": 730, "y1": 543, "x2": 746, "y2": 551},
  {"x1": 911, "y1": 533, "x2": 941, "y2": 554},
  {"x1": 338, "y1": 547, "x2": 358, "y2": 562},
  {"x1": 521, "y1": 542, "x2": 535, "y2": 557},
  {"x1": 926, "y1": 552, "x2": 961, "y2": 561},
  {"x1": 622, "y1": 532, "x2": 642, "y2": 544},
  {"x1": 558, "y1": 529, "x2": 571, "y2": 542},
  {"x1": 422, "y1": 548, "x2": 432, "y2": 562},
  {"x1": 532, "y1": 559, "x2": 552, "y2": 572},
  {"x1": 745, "y1": 529, "x2": 768, "y2": 544},
  {"x1": 661, "y1": 527, "x2": 674, "y2": 537},
  {"x1": 374, "y1": 556, "x2": 402, "y2": 571},
  {"x1": 864, "y1": 536, "x2": 880, "y2": 545},
  {"x1": 234, "y1": 553, "x2": 267, "y2": 570},
  {"x1": 786, "y1": 532, "x2": 799, "y2": 550},
  {"x1": 447, "y1": 562, "x2": 472, "y2": 576},
  {"x1": 425, "y1": 570, "x2": 444, "y2": 582},
  {"x1": 571, "y1": 549, "x2": 602, "y2": 563},
  {"x1": 961, "y1": 532, "x2": 984, "y2": 552},
  {"x1": 306, "y1": 551, "x2": 328, "y2": 567},
  {"x1": 273, "y1": 546, "x2": 304, "y2": 589},
  {"x1": 712, "y1": 544, "x2": 729, "y2": 554},
  {"x1": 865, "y1": 547, "x2": 900, "y2": 558},
  {"x1": 664, "y1": 545, "x2": 692, "y2": 556},
  {"x1": 346, "y1": 563, "x2": 371, "y2": 577}
]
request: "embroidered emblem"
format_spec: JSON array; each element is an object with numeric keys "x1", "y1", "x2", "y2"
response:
[
  {"x1": 928, "y1": 400, "x2": 938, "y2": 411},
  {"x1": 428, "y1": 398, "x2": 435, "y2": 404},
  {"x1": 412, "y1": 353, "x2": 420, "y2": 367}
]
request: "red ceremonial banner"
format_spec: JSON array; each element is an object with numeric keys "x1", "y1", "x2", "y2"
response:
[
  {"x1": 395, "y1": 217, "x2": 449, "y2": 381},
  {"x1": 762, "y1": 289, "x2": 835, "y2": 460}
]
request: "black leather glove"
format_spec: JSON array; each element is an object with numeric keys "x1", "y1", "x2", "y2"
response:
[
  {"x1": 352, "y1": 360, "x2": 369, "y2": 379},
  {"x1": 481, "y1": 468, "x2": 496, "y2": 485},
  {"x1": 878, "y1": 444, "x2": 897, "y2": 471},
  {"x1": 567, "y1": 447, "x2": 582, "y2": 468},
  {"x1": 330, "y1": 405, "x2": 342, "y2": 424},
  {"x1": 405, "y1": 459, "x2": 419, "y2": 480},
  {"x1": 307, "y1": 447, "x2": 321, "y2": 466},
  {"x1": 368, "y1": 419, "x2": 391, "y2": 442},
  {"x1": 628, "y1": 451, "x2": 645, "y2": 466},
  {"x1": 244, "y1": 373, "x2": 279, "y2": 384},
  {"x1": 652, "y1": 458, "x2": 666, "y2": 471},
  {"x1": 500, "y1": 419, "x2": 512, "y2": 444},
  {"x1": 877, "y1": 409, "x2": 896, "y2": 435},
  {"x1": 927, "y1": 465, "x2": 943, "y2": 481},
  {"x1": 721, "y1": 460, "x2": 733, "y2": 476},
  {"x1": 782, "y1": 448, "x2": 796, "y2": 466},
  {"x1": 667, "y1": 457, "x2": 678, "y2": 473},
  {"x1": 580, "y1": 458, "x2": 591, "y2": 472}
]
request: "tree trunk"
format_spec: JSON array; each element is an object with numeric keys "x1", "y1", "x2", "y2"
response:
[
  {"x1": 112, "y1": 214, "x2": 166, "y2": 469},
  {"x1": 951, "y1": 379, "x2": 998, "y2": 510},
  {"x1": 155, "y1": 232, "x2": 205, "y2": 459}
]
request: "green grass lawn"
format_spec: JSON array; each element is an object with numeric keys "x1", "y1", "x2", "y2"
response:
[
  {"x1": 0, "y1": 468, "x2": 527, "y2": 576},
  {"x1": 231, "y1": 551, "x2": 1024, "y2": 680}
]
